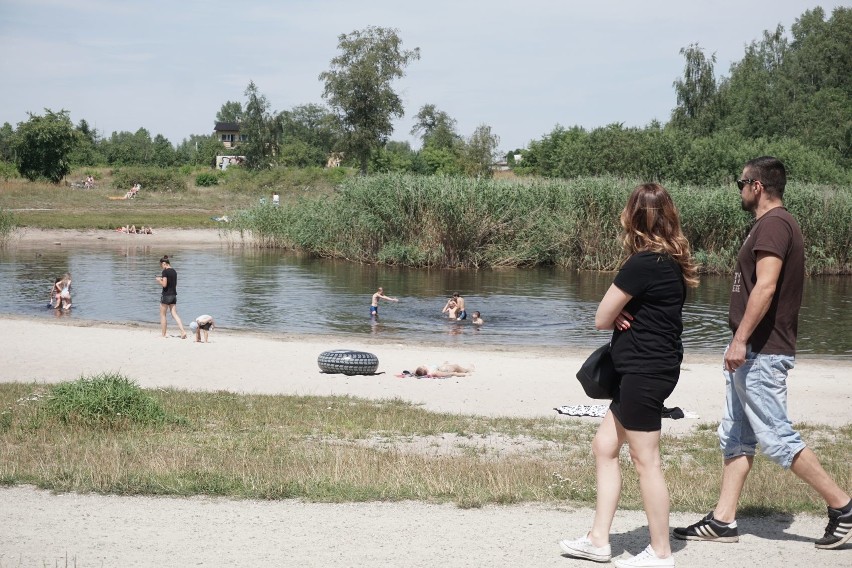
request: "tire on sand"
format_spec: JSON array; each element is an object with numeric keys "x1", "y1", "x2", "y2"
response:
[{"x1": 317, "y1": 350, "x2": 379, "y2": 375}]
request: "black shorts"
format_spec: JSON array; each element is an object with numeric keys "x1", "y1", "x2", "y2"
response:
[
  {"x1": 609, "y1": 371, "x2": 678, "y2": 432},
  {"x1": 161, "y1": 293, "x2": 177, "y2": 305}
]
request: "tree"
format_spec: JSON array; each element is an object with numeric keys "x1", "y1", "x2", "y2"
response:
[
  {"x1": 411, "y1": 104, "x2": 460, "y2": 150},
  {"x1": 670, "y1": 44, "x2": 720, "y2": 135},
  {"x1": 0, "y1": 122, "x2": 17, "y2": 163},
  {"x1": 13, "y1": 109, "x2": 76, "y2": 183},
  {"x1": 459, "y1": 124, "x2": 500, "y2": 177},
  {"x1": 241, "y1": 81, "x2": 281, "y2": 170},
  {"x1": 216, "y1": 101, "x2": 244, "y2": 124},
  {"x1": 152, "y1": 134, "x2": 176, "y2": 167},
  {"x1": 175, "y1": 134, "x2": 223, "y2": 168},
  {"x1": 278, "y1": 103, "x2": 341, "y2": 166},
  {"x1": 68, "y1": 119, "x2": 105, "y2": 166},
  {"x1": 102, "y1": 128, "x2": 155, "y2": 166},
  {"x1": 320, "y1": 26, "x2": 420, "y2": 174}
]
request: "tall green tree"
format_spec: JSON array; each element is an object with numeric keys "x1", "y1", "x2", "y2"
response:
[
  {"x1": 670, "y1": 44, "x2": 720, "y2": 135},
  {"x1": 102, "y1": 128, "x2": 155, "y2": 166},
  {"x1": 152, "y1": 134, "x2": 176, "y2": 167},
  {"x1": 411, "y1": 104, "x2": 460, "y2": 150},
  {"x1": 459, "y1": 124, "x2": 500, "y2": 178},
  {"x1": 68, "y1": 119, "x2": 104, "y2": 166},
  {"x1": 216, "y1": 101, "x2": 244, "y2": 124},
  {"x1": 320, "y1": 26, "x2": 420, "y2": 174},
  {"x1": 175, "y1": 134, "x2": 223, "y2": 168},
  {"x1": 241, "y1": 81, "x2": 281, "y2": 169},
  {"x1": 0, "y1": 122, "x2": 17, "y2": 163},
  {"x1": 13, "y1": 109, "x2": 76, "y2": 183},
  {"x1": 277, "y1": 103, "x2": 341, "y2": 166}
]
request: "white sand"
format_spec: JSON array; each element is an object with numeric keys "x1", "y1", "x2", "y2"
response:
[{"x1": 0, "y1": 316, "x2": 849, "y2": 566}]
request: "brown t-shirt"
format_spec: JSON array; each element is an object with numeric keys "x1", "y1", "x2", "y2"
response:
[{"x1": 728, "y1": 207, "x2": 804, "y2": 355}]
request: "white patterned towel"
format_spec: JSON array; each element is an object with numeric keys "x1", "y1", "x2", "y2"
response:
[{"x1": 554, "y1": 404, "x2": 609, "y2": 418}]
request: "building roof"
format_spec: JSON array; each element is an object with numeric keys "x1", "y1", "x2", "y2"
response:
[{"x1": 214, "y1": 122, "x2": 241, "y2": 132}]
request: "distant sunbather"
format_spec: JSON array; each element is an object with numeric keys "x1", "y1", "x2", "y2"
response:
[{"x1": 413, "y1": 363, "x2": 474, "y2": 378}]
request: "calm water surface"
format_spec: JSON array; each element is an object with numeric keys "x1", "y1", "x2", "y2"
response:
[{"x1": 0, "y1": 242, "x2": 849, "y2": 357}]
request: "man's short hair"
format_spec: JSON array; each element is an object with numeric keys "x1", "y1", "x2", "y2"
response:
[{"x1": 745, "y1": 156, "x2": 787, "y2": 199}]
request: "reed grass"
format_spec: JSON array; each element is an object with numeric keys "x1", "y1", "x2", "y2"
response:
[
  {"x1": 231, "y1": 174, "x2": 852, "y2": 273},
  {"x1": 0, "y1": 207, "x2": 14, "y2": 245},
  {"x1": 1, "y1": 378, "x2": 848, "y2": 511}
]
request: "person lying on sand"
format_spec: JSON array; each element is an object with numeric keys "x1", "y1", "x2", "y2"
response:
[{"x1": 413, "y1": 363, "x2": 474, "y2": 378}]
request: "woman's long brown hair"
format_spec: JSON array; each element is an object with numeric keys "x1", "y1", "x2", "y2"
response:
[{"x1": 620, "y1": 183, "x2": 699, "y2": 287}]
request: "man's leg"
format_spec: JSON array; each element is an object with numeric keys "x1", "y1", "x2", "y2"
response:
[
  {"x1": 790, "y1": 448, "x2": 850, "y2": 508},
  {"x1": 714, "y1": 455, "x2": 753, "y2": 523}
]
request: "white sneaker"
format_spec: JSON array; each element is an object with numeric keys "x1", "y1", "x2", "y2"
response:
[
  {"x1": 613, "y1": 544, "x2": 674, "y2": 567},
  {"x1": 558, "y1": 534, "x2": 612, "y2": 562}
]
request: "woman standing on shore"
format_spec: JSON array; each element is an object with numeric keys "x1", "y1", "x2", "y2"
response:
[
  {"x1": 155, "y1": 255, "x2": 186, "y2": 339},
  {"x1": 559, "y1": 183, "x2": 698, "y2": 567}
]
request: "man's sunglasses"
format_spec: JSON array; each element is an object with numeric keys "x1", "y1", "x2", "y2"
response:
[{"x1": 736, "y1": 178, "x2": 758, "y2": 191}]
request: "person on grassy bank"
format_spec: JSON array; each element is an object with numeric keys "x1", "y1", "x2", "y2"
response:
[
  {"x1": 560, "y1": 183, "x2": 698, "y2": 567},
  {"x1": 155, "y1": 255, "x2": 186, "y2": 339},
  {"x1": 673, "y1": 156, "x2": 852, "y2": 551}
]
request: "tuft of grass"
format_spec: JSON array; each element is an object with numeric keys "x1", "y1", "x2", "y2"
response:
[
  {"x1": 0, "y1": 381, "x2": 848, "y2": 511},
  {"x1": 0, "y1": 207, "x2": 15, "y2": 245},
  {"x1": 42, "y1": 372, "x2": 184, "y2": 427}
]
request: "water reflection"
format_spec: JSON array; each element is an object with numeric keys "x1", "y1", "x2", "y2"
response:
[{"x1": 0, "y1": 243, "x2": 848, "y2": 357}]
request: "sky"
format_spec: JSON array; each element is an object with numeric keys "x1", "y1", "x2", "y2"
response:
[{"x1": 1, "y1": 0, "x2": 849, "y2": 153}]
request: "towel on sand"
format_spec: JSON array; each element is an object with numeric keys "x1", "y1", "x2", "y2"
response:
[{"x1": 554, "y1": 405, "x2": 699, "y2": 419}]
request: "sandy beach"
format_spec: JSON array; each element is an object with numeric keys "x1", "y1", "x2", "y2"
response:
[{"x1": 0, "y1": 315, "x2": 850, "y2": 566}]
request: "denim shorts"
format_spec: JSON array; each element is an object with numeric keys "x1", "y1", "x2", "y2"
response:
[{"x1": 717, "y1": 349, "x2": 806, "y2": 468}]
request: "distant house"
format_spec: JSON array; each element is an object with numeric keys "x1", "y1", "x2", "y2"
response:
[{"x1": 214, "y1": 122, "x2": 248, "y2": 148}]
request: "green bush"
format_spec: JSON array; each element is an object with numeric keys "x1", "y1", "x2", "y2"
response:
[
  {"x1": 0, "y1": 161, "x2": 20, "y2": 181},
  {"x1": 195, "y1": 172, "x2": 219, "y2": 187},
  {"x1": 111, "y1": 167, "x2": 187, "y2": 193},
  {"x1": 43, "y1": 372, "x2": 183, "y2": 427}
]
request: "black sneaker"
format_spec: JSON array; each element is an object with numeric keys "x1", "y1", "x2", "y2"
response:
[
  {"x1": 815, "y1": 505, "x2": 852, "y2": 549},
  {"x1": 673, "y1": 511, "x2": 739, "y2": 543}
]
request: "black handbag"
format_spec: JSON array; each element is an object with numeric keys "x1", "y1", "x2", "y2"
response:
[{"x1": 576, "y1": 343, "x2": 619, "y2": 399}]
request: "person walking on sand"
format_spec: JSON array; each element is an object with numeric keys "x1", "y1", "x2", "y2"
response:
[
  {"x1": 559, "y1": 183, "x2": 698, "y2": 567},
  {"x1": 674, "y1": 157, "x2": 852, "y2": 550},
  {"x1": 370, "y1": 287, "x2": 398, "y2": 319},
  {"x1": 155, "y1": 255, "x2": 187, "y2": 339}
]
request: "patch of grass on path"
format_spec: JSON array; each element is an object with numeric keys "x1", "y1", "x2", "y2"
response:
[{"x1": 1, "y1": 379, "x2": 848, "y2": 510}]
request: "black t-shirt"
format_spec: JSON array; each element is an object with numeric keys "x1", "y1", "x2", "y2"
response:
[
  {"x1": 161, "y1": 267, "x2": 178, "y2": 297},
  {"x1": 610, "y1": 252, "x2": 685, "y2": 374}
]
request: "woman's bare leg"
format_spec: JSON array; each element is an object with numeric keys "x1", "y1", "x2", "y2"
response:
[
  {"x1": 588, "y1": 410, "x2": 626, "y2": 546},
  {"x1": 159, "y1": 303, "x2": 168, "y2": 337},
  {"x1": 624, "y1": 428, "x2": 671, "y2": 558}
]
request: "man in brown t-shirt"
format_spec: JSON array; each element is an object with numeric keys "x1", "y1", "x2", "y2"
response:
[{"x1": 674, "y1": 156, "x2": 851, "y2": 550}]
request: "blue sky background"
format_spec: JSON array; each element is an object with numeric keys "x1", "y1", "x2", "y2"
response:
[{"x1": 1, "y1": 0, "x2": 848, "y2": 152}]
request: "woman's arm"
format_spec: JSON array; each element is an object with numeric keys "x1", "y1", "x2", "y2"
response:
[{"x1": 595, "y1": 284, "x2": 633, "y2": 331}]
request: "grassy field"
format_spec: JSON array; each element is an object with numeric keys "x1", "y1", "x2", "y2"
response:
[
  {"x1": 0, "y1": 166, "x2": 340, "y2": 230},
  {"x1": 1, "y1": 374, "x2": 849, "y2": 511}
]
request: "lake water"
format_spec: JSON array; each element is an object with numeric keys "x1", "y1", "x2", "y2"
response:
[{"x1": 1, "y1": 242, "x2": 849, "y2": 358}]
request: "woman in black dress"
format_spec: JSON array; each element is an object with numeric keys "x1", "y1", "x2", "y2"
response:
[{"x1": 560, "y1": 183, "x2": 699, "y2": 567}]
